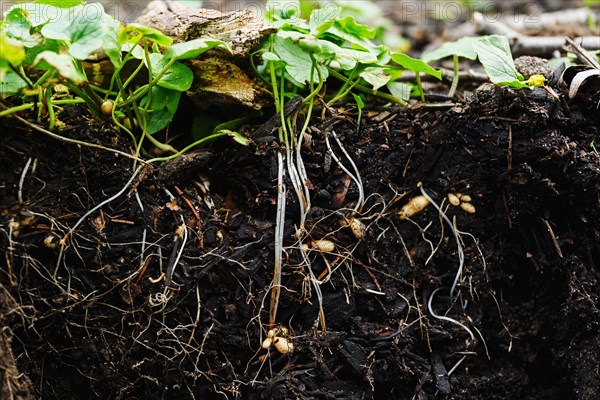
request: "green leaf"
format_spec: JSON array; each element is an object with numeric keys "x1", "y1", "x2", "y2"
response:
[
  {"x1": 386, "y1": 81, "x2": 412, "y2": 101},
  {"x1": 472, "y1": 35, "x2": 523, "y2": 83},
  {"x1": 335, "y1": 16, "x2": 376, "y2": 40},
  {"x1": 4, "y1": 8, "x2": 32, "y2": 42},
  {"x1": 33, "y1": 50, "x2": 86, "y2": 82},
  {"x1": 37, "y1": 5, "x2": 83, "y2": 32},
  {"x1": 0, "y1": 65, "x2": 28, "y2": 97},
  {"x1": 501, "y1": 80, "x2": 531, "y2": 89},
  {"x1": 163, "y1": 38, "x2": 230, "y2": 60},
  {"x1": 120, "y1": 42, "x2": 145, "y2": 60},
  {"x1": 391, "y1": 53, "x2": 442, "y2": 79},
  {"x1": 309, "y1": 7, "x2": 339, "y2": 29},
  {"x1": 147, "y1": 54, "x2": 193, "y2": 91},
  {"x1": 422, "y1": 36, "x2": 478, "y2": 62},
  {"x1": 265, "y1": 0, "x2": 301, "y2": 21},
  {"x1": 351, "y1": 92, "x2": 364, "y2": 109},
  {"x1": 118, "y1": 23, "x2": 172, "y2": 47},
  {"x1": 102, "y1": 15, "x2": 122, "y2": 68},
  {"x1": 36, "y1": 3, "x2": 119, "y2": 60},
  {"x1": 67, "y1": 6, "x2": 120, "y2": 60},
  {"x1": 0, "y1": 32, "x2": 26, "y2": 67},
  {"x1": 191, "y1": 113, "x2": 221, "y2": 141},
  {"x1": 333, "y1": 48, "x2": 378, "y2": 70},
  {"x1": 262, "y1": 51, "x2": 283, "y2": 63},
  {"x1": 141, "y1": 86, "x2": 182, "y2": 134},
  {"x1": 360, "y1": 66, "x2": 390, "y2": 90},
  {"x1": 273, "y1": 35, "x2": 328, "y2": 86},
  {"x1": 145, "y1": 107, "x2": 176, "y2": 135},
  {"x1": 324, "y1": 24, "x2": 374, "y2": 52},
  {"x1": 24, "y1": 39, "x2": 60, "y2": 65}
]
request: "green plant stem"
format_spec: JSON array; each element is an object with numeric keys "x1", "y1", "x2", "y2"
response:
[
  {"x1": 107, "y1": 36, "x2": 143, "y2": 97},
  {"x1": 146, "y1": 132, "x2": 233, "y2": 164},
  {"x1": 116, "y1": 58, "x2": 176, "y2": 109},
  {"x1": 0, "y1": 102, "x2": 34, "y2": 117},
  {"x1": 32, "y1": 70, "x2": 55, "y2": 88},
  {"x1": 64, "y1": 84, "x2": 102, "y2": 118},
  {"x1": 326, "y1": 67, "x2": 359, "y2": 106},
  {"x1": 121, "y1": 59, "x2": 146, "y2": 92},
  {"x1": 448, "y1": 54, "x2": 459, "y2": 98},
  {"x1": 36, "y1": 87, "x2": 43, "y2": 122},
  {"x1": 45, "y1": 89, "x2": 55, "y2": 130},
  {"x1": 0, "y1": 98, "x2": 88, "y2": 118},
  {"x1": 328, "y1": 69, "x2": 408, "y2": 106},
  {"x1": 415, "y1": 72, "x2": 425, "y2": 103},
  {"x1": 14, "y1": 65, "x2": 33, "y2": 88},
  {"x1": 327, "y1": 77, "x2": 359, "y2": 106}
]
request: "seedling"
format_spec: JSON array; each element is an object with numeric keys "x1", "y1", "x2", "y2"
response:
[
  {"x1": 260, "y1": 0, "x2": 444, "y2": 330},
  {"x1": 422, "y1": 34, "x2": 540, "y2": 94},
  {"x1": 261, "y1": 0, "x2": 441, "y2": 106},
  {"x1": 0, "y1": 1, "x2": 232, "y2": 158}
]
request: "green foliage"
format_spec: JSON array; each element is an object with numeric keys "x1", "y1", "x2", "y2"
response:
[
  {"x1": 471, "y1": 36, "x2": 525, "y2": 87},
  {"x1": 0, "y1": 1, "x2": 232, "y2": 156},
  {"x1": 423, "y1": 35, "x2": 530, "y2": 88},
  {"x1": 260, "y1": 1, "x2": 442, "y2": 105}
]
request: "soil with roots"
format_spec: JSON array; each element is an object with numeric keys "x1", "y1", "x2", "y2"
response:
[{"x1": 1, "y1": 82, "x2": 600, "y2": 400}]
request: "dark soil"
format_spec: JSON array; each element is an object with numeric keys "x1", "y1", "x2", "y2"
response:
[{"x1": 1, "y1": 76, "x2": 599, "y2": 400}]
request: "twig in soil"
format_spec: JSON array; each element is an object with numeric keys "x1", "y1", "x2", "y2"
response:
[
  {"x1": 542, "y1": 218, "x2": 564, "y2": 258},
  {"x1": 565, "y1": 37, "x2": 600, "y2": 70},
  {"x1": 174, "y1": 186, "x2": 203, "y2": 245}
]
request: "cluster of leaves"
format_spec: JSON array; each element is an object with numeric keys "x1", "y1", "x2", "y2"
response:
[
  {"x1": 1, "y1": 0, "x2": 555, "y2": 153},
  {"x1": 0, "y1": 0, "x2": 231, "y2": 153},
  {"x1": 423, "y1": 34, "x2": 545, "y2": 89},
  {"x1": 258, "y1": 0, "x2": 442, "y2": 106}
]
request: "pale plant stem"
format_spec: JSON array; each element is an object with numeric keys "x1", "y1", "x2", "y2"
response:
[
  {"x1": 427, "y1": 287, "x2": 475, "y2": 377},
  {"x1": 427, "y1": 287, "x2": 475, "y2": 341},
  {"x1": 300, "y1": 247, "x2": 326, "y2": 330},
  {"x1": 448, "y1": 54, "x2": 459, "y2": 98},
  {"x1": 282, "y1": 125, "x2": 306, "y2": 237},
  {"x1": 164, "y1": 217, "x2": 187, "y2": 295},
  {"x1": 269, "y1": 151, "x2": 286, "y2": 326},
  {"x1": 418, "y1": 184, "x2": 465, "y2": 299},
  {"x1": 332, "y1": 131, "x2": 364, "y2": 213},
  {"x1": 325, "y1": 131, "x2": 364, "y2": 215},
  {"x1": 18, "y1": 158, "x2": 32, "y2": 204}
]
